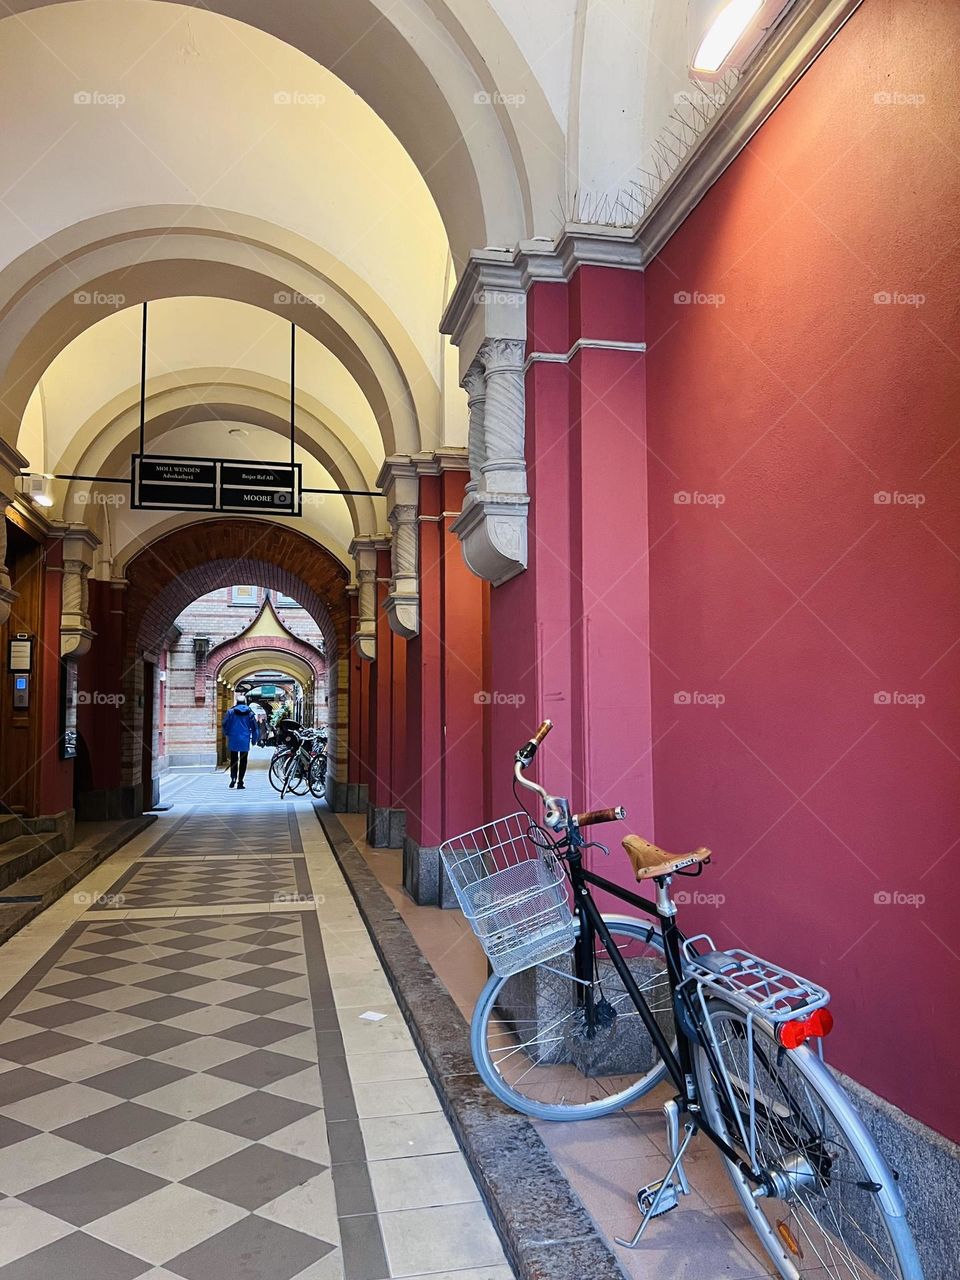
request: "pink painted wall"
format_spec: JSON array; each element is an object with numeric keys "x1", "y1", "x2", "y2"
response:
[
  {"x1": 645, "y1": 0, "x2": 960, "y2": 1140},
  {"x1": 488, "y1": 268, "x2": 652, "y2": 864}
]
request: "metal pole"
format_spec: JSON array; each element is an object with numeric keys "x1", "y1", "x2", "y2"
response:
[
  {"x1": 290, "y1": 322, "x2": 296, "y2": 468},
  {"x1": 139, "y1": 302, "x2": 147, "y2": 457}
]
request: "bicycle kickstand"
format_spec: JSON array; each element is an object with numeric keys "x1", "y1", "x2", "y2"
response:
[{"x1": 615, "y1": 1099, "x2": 695, "y2": 1250}]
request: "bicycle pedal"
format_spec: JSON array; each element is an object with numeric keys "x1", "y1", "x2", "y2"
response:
[{"x1": 637, "y1": 1178, "x2": 680, "y2": 1218}]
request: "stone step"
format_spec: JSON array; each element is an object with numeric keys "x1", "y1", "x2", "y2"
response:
[
  {"x1": 0, "y1": 832, "x2": 66, "y2": 895},
  {"x1": 0, "y1": 817, "x2": 156, "y2": 947},
  {"x1": 0, "y1": 814, "x2": 28, "y2": 845}
]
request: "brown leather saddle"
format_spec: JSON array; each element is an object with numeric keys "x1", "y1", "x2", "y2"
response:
[{"x1": 622, "y1": 834, "x2": 712, "y2": 881}]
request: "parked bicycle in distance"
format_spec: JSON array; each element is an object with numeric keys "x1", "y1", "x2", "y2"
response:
[
  {"x1": 440, "y1": 720, "x2": 923, "y2": 1280},
  {"x1": 268, "y1": 723, "x2": 327, "y2": 799}
]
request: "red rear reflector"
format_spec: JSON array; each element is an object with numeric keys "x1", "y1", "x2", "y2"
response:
[{"x1": 778, "y1": 1007, "x2": 834, "y2": 1049}]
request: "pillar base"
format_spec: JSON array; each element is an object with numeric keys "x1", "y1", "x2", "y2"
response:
[
  {"x1": 329, "y1": 781, "x2": 368, "y2": 814},
  {"x1": 402, "y1": 835, "x2": 459, "y2": 908},
  {"x1": 366, "y1": 804, "x2": 405, "y2": 849}
]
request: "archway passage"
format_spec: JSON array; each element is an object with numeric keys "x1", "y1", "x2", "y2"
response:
[{"x1": 76, "y1": 519, "x2": 350, "y2": 817}]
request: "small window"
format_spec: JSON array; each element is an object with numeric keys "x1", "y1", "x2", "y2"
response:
[
  {"x1": 276, "y1": 594, "x2": 302, "y2": 608},
  {"x1": 230, "y1": 585, "x2": 258, "y2": 606}
]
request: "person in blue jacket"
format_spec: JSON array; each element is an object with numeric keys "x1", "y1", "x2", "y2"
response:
[{"x1": 222, "y1": 693, "x2": 258, "y2": 789}]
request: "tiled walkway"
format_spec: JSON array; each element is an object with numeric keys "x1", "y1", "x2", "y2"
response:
[{"x1": 0, "y1": 761, "x2": 513, "y2": 1280}]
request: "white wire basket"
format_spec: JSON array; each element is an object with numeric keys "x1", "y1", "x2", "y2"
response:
[{"x1": 439, "y1": 812, "x2": 576, "y2": 977}]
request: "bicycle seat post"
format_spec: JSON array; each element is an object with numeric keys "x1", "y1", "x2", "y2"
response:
[{"x1": 655, "y1": 875, "x2": 677, "y2": 918}]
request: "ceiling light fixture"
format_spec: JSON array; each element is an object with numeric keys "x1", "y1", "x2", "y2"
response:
[{"x1": 689, "y1": 0, "x2": 793, "y2": 81}]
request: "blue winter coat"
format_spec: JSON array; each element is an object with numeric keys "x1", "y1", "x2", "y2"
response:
[{"x1": 223, "y1": 704, "x2": 258, "y2": 752}]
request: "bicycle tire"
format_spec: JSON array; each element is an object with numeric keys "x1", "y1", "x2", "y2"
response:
[
  {"x1": 471, "y1": 914, "x2": 673, "y2": 1121},
  {"x1": 692, "y1": 999, "x2": 923, "y2": 1280},
  {"x1": 285, "y1": 753, "x2": 311, "y2": 797},
  {"x1": 308, "y1": 753, "x2": 327, "y2": 798},
  {"x1": 269, "y1": 750, "x2": 293, "y2": 792}
]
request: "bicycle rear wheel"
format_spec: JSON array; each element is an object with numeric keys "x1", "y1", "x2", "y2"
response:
[
  {"x1": 693, "y1": 1000, "x2": 922, "y2": 1280},
  {"x1": 279, "y1": 752, "x2": 309, "y2": 798},
  {"x1": 471, "y1": 915, "x2": 673, "y2": 1121},
  {"x1": 269, "y1": 750, "x2": 293, "y2": 792},
  {"x1": 309, "y1": 752, "x2": 327, "y2": 798}
]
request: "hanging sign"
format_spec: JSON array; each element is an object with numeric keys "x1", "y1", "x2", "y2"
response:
[{"x1": 132, "y1": 456, "x2": 301, "y2": 516}]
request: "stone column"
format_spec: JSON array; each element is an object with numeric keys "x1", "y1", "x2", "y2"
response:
[
  {"x1": 349, "y1": 537, "x2": 379, "y2": 661},
  {"x1": 478, "y1": 337, "x2": 527, "y2": 495},
  {"x1": 59, "y1": 526, "x2": 100, "y2": 659},
  {"x1": 462, "y1": 359, "x2": 487, "y2": 499},
  {"x1": 451, "y1": 337, "x2": 529, "y2": 585},
  {"x1": 378, "y1": 457, "x2": 420, "y2": 638}
]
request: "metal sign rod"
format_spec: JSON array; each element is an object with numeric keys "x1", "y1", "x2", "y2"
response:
[
  {"x1": 301, "y1": 486, "x2": 382, "y2": 497},
  {"x1": 290, "y1": 322, "x2": 296, "y2": 469},
  {"x1": 139, "y1": 302, "x2": 148, "y2": 458},
  {"x1": 20, "y1": 471, "x2": 129, "y2": 484}
]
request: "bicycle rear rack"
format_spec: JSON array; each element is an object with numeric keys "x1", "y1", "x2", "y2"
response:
[
  {"x1": 681, "y1": 935, "x2": 831, "y2": 1025},
  {"x1": 680, "y1": 936, "x2": 831, "y2": 1175}
]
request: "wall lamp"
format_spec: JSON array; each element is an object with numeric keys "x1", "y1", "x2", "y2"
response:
[{"x1": 689, "y1": 0, "x2": 794, "y2": 81}]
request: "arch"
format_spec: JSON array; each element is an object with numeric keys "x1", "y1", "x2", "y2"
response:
[
  {"x1": 209, "y1": 635, "x2": 326, "y2": 689},
  {"x1": 0, "y1": 0, "x2": 561, "y2": 263},
  {"x1": 122, "y1": 518, "x2": 351, "y2": 808},
  {"x1": 218, "y1": 647, "x2": 319, "y2": 689},
  {"x1": 57, "y1": 374, "x2": 383, "y2": 542},
  {"x1": 0, "y1": 212, "x2": 435, "y2": 453}
]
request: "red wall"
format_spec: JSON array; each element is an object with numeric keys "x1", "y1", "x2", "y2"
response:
[{"x1": 645, "y1": 0, "x2": 960, "y2": 1139}]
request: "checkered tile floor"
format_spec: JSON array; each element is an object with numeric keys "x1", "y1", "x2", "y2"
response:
[
  {"x1": 0, "y1": 767, "x2": 512, "y2": 1280},
  {"x1": 0, "y1": 915, "x2": 333, "y2": 1279},
  {"x1": 100, "y1": 861, "x2": 304, "y2": 910},
  {"x1": 145, "y1": 807, "x2": 302, "y2": 859}
]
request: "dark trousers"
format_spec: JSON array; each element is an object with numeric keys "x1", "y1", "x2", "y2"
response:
[{"x1": 229, "y1": 751, "x2": 248, "y2": 783}]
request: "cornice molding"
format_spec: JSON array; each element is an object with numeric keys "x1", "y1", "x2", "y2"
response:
[
  {"x1": 525, "y1": 337, "x2": 647, "y2": 372},
  {"x1": 0, "y1": 438, "x2": 29, "y2": 485},
  {"x1": 441, "y1": 0, "x2": 862, "y2": 348},
  {"x1": 636, "y1": 0, "x2": 864, "y2": 263}
]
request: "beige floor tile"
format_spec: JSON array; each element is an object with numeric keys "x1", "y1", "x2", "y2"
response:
[
  {"x1": 86, "y1": 1181, "x2": 247, "y2": 1264},
  {"x1": 0, "y1": 1196, "x2": 74, "y2": 1264},
  {"x1": 369, "y1": 1152, "x2": 480, "y2": 1213},
  {"x1": 345, "y1": 1050, "x2": 427, "y2": 1084},
  {"x1": 255, "y1": 1169, "x2": 340, "y2": 1242},
  {"x1": 352, "y1": 1077, "x2": 441, "y2": 1119},
  {"x1": 378, "y1": 1201, "x2": 507, "y2": 1277},
  {"x1": 359, "y1": 1111, "x2": 458, "y2": 1161}
]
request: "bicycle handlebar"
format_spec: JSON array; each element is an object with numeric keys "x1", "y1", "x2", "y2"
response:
[
  {"x1": 574, "y1": 807, "x2": 626, "y2": 828},
  {"x1": 513, "y1": 721, "x2": 625, "y2": 835},
  {"x1": 515, "y1": 719, "x2": 552, "y2": 770}
]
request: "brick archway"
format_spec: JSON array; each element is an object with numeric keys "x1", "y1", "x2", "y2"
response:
[
  {"x1": 205, "y1": 634, "x2": 325, "y2": 703},
  {"x1": 122, "y1": 520, "x2": 351, "y2": 810}
]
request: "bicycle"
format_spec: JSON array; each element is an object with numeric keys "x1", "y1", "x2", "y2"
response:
[
  {"x1": 277, "y1": 728, "x2": 327, "y2": 799},
  {"x1": 440, "y1": 720, "x2": 923, "y2": 1280}
]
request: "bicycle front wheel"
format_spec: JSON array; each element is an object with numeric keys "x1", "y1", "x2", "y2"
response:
[
  {"x1": 693, "y1": 1000, "x2": 923, "y2": 1280},
  {"x1": 471, "y1": 915, "x2": 673, "y2": 1121}
]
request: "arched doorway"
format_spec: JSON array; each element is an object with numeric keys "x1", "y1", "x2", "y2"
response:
[{"x1": 85, "y1": 519, "x2": 349, "y2": 815}]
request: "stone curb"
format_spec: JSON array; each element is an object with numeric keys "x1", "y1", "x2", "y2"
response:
[{"x1": 316, "y1": 807, "x2": 628, "y2": 1280}]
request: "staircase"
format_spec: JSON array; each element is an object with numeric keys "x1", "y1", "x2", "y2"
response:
[{"x1": 0, "y1": 812, "x2": 155, "y2": 945}]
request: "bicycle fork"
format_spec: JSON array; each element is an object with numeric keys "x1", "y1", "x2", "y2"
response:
[{"x1": 615, "y1": 1098, "x2": 695, "y2": 1249}]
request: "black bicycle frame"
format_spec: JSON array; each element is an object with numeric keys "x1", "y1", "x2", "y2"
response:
[{"x1": 562, "y1": 837, "x2": 763, "y2": 1184}]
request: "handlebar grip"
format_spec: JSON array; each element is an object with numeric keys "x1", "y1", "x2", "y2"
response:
[
  {"x1": 574, "y1": 806, "x2": 626, "y2": 828},
  {"x1": 516, "y1": 719, "x2": 553, "y2": 769}
]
